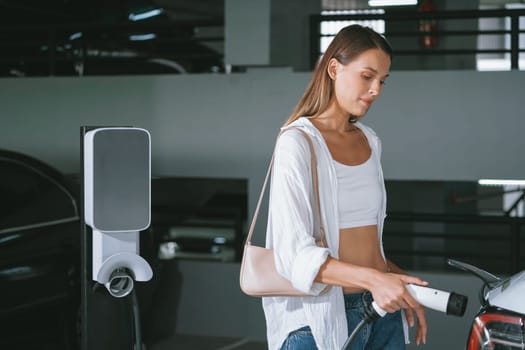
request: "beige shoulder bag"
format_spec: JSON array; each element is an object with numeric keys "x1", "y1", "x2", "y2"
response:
[{"x1": 239, "y1": 128, "x2": 330, "y2": 297}]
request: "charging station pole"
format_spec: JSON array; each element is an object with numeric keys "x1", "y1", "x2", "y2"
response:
[
  {"x1": 80, "y1": 125, "x2": 95, "y2": 350},
  {"x1": 80, "y1": 126, "x2": 153, "y2": 350}
]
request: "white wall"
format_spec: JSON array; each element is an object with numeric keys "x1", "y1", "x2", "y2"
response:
[
  {"x1": 372, "y1": 70, "x2": 525, "y2": 181},
  {"x1": 1, "y1": 69, "x2": 524, "y2": 183}
]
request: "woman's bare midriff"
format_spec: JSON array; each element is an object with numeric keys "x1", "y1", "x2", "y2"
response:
[{"x1": 339, "y1": 224, "x2": 387, "y2": 294}]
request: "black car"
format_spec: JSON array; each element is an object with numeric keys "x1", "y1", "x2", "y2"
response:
[
  {"x1": 0, "y1": 149, "x2": 81, "y2": 349},
  {"x1": 0, "y1": 0, "x2": 224, "y2": 77}
]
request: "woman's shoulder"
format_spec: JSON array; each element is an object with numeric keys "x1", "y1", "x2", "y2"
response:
[
  {"x1": 274, "y1": 118, "x2": 320, "y2": 159},
  {"x1": 281, "y1": 117, "x2": 321, "y2": 140},
  {"x1": 276, "y1": 127, "x2": 310, "y2": 155},
  {"x1": 282, "y1": 116, "x2": 312, "y2": 130}
]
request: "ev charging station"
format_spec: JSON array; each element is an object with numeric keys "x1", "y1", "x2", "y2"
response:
[{"x1": 80, "y1": 126, "x2": 153, "y2": 350}]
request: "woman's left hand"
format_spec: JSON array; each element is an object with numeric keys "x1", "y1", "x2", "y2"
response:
[{"x1": 405, "y1": 303, "x2": 427, "y2": 345}]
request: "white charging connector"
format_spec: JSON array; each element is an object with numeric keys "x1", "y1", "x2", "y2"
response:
[{"x1": 372, "y1": 284, "x2": 468, "y2": 317}]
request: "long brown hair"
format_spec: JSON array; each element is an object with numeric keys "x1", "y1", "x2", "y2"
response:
[{"x1": 284, "y1": 24, "x2": 392, "y2": 126}]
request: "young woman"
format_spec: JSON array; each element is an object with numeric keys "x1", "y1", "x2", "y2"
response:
[{"x1": 262, "y1": 25, "x2": 428, "y2": 350}]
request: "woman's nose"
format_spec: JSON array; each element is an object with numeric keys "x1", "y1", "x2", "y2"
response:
[{"x1": 369, "y1": 81, "x2": 382, "y2": 96}]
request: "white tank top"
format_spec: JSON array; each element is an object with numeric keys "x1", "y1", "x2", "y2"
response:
[{"x1": 334, "y1": 146, "x2": 382, "y2": 229}]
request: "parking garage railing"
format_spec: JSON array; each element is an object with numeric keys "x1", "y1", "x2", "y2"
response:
[{"x1": 310, "y1": 8, "x2": 525, "y2": 71}]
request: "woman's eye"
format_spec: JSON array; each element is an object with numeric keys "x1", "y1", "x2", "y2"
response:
[{"x1": 362, "y1": 75, "x2": 372, "y2": 80}]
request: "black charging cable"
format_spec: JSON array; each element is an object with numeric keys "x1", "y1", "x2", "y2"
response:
[
  {"x1": 130, "y1": 289, "x2": 142, "y2": 350},
  {"x1": 341, "y1": 300, "x2": 383, "y2": 350}
]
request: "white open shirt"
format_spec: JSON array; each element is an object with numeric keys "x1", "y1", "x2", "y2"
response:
[{"x1": 262, "y1": 117, "x2": 407, "y2": 350}]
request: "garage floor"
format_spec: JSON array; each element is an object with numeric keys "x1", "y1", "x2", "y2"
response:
[{"x1": 150, "y1": 334, "x2": 267, "y2": 350}]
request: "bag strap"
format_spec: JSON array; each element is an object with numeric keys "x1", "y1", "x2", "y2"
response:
[{"x1": 245, "y1": 128, "x2": 327, "y2": 247}]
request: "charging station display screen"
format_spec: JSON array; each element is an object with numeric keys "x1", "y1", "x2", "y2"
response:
[{"x1": 92, "y1": 129, "x2": 150, "y2": 231}]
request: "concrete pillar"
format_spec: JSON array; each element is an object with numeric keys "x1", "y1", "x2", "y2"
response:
[
  {"x1": 225, "y1": 0, "x2": 271, "y2": 67},
  {"x1": 225, "y1": 0, "x2": 321, "y2": 71}
]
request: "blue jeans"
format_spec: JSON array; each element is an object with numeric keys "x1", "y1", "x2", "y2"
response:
[
  {"x1": 279, "y1": 325, "x2": 317, "y2": 350},
  {"x1": 279, "y1": 292, "x2": 405, "y2": 350}
]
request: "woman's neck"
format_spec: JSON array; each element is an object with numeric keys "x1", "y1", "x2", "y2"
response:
[{"x1": 312, "y1": 106, "x2": 358, "y2": 133}]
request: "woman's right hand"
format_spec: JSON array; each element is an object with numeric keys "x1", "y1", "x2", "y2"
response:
[
  {"x1": 368, "y1": 271, "x2": 428, "y2": 313},
  {"x1": 368, "y1": 271, "x2": 429, "y2": 345}
]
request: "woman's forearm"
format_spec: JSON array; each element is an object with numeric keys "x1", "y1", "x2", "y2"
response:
[{"x1": 314, "y1": 256, "x2": 382, "y2": 290}]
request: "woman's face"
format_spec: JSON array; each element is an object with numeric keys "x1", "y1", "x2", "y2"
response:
[{"x1": 328, "y1": 48, "x2": 391, "y2": 119}]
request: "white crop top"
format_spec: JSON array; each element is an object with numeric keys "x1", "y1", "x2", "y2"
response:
[{"x1": 334, "y1": 147, "x2": 382, "y2": 229}]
